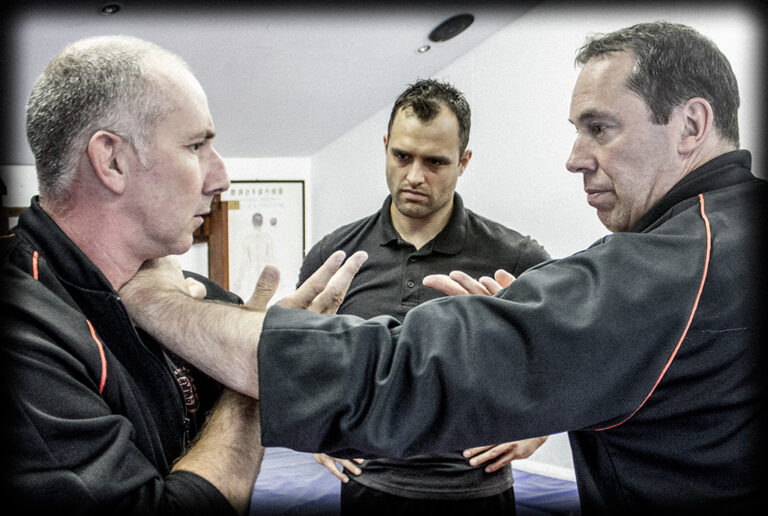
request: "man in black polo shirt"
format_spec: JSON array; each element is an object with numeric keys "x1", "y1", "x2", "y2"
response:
[{"x1": 299, "y1": 80, "x2": 551, "y2": 515}]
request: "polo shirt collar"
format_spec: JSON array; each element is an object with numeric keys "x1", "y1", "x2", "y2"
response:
[{"x1": 378, "y1": 193, "x2": 467, "y2": 255}]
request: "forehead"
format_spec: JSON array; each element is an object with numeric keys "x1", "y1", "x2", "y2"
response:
[
  {"x1": 150, "y1": 61, "x2": 214, "y2": 139},
  {"x1": 389, "y1": 106, "x2": 461, "y2": 149},
  {"x1": 569, "y1": 51, "x2": 641, "y2": 121}
]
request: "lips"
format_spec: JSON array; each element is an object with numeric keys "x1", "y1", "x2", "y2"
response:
[
  {"x1": 400, "y1": 189, "x2": 428, "y2": 202},
  {"x1": 585, "y1": 189, "x2": 614, "y2": 209}
]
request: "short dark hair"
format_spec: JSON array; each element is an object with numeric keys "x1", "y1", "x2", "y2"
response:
[
  {"x1": 575, "y1": 21, "x2": 740, "y2": 147},
  {"x1": 387, "y1": 79, "x2": 471, "y2": 156}
]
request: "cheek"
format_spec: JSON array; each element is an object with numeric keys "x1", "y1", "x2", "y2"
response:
[
  {"x1": 385, "y1": 165, "x2": 401, "y2": 188},
  {"x1": 435, "y1": 172, "x2": 458, "y2": 195}
]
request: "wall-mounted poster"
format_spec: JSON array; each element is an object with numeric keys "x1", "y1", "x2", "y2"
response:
[{"x1": 221, "y1": 180, "x2": 305, "y2": 303}]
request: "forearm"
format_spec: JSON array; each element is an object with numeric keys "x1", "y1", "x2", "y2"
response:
[
  {"x1": 173, "y1": 389, "x2": 263, "y2": 515},
  {"x1": 120, "y1": 251, "x2": 367, "y2": 399},
  {"x1": 122, "y1": 284, "x2": 263, "y2": 397}
]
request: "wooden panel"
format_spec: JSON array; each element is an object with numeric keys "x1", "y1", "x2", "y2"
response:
[
  {"x1": 207, "y1": 196, "x2": 229, "y2": 289},
  {"x1": 192, "y1": 194, "x2": 229, "y2": 290}
]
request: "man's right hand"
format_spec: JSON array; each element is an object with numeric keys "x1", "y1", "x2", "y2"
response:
[{"x1": 313, "y1": 453, "x2": 365, "y2": 483}]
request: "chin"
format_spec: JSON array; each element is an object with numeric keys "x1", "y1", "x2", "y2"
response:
[{"x1": 167, "y1": 234, "x2": 195, "y2": 257}]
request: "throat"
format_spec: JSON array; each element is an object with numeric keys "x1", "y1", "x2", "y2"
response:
[{"x1": 391, "y1": 207, "x2": 451, "y2": 251}]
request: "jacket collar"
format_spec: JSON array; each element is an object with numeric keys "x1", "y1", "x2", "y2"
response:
[
  {"x1": 18, "y1": 196, "x2": 115, "y2": 293},
  {"x1": 633, "y1": 150, "x2": 753, "y2": 233}
]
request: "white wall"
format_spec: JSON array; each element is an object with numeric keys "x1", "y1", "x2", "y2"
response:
[{"x1": 307, "y1": 2, "x2": 763, "y2": 479}]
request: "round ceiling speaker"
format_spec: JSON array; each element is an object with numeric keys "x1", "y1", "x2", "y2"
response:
[{"x1": 428, "y1": 13, "x2": 475, "y2": 42}]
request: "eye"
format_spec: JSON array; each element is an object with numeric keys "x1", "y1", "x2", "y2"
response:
[
  {"x1": 590, "y1": 123, "x2": 606, "y2": 136},
  {"x1": 190, "y1": 142, "x2": 204, "y2": 151}
]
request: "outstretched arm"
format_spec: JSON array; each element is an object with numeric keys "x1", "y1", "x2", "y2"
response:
[{"x1": 118, "y1": 250, "x2": 367, "y2": 398}]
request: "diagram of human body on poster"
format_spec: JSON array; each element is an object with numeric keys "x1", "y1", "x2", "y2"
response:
[{"x1": 222, "y1": 181, "x2": 305, "y2": 304}]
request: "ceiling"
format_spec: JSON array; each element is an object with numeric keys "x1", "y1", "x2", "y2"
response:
[{"x1": 2, "y1": 0, "x2": 536, "y2": 164}]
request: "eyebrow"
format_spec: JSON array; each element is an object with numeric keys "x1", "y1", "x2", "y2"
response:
[
  {"x1": 188, "y1": 129, "x2": 216, "y2": 141},
  {"x1": 390, "y1": 146, "x2": 452, "y2": 163},
  {"x1": 569, "y1": 109, "x2": 613, "y2": 126}
]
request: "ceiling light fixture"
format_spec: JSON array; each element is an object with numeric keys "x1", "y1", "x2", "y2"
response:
[{"x1": 428, "y1": 13, "x2": 474, "y2": 42}]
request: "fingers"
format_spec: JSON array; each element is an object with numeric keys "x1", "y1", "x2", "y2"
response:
[
  {"x1": 425, "y1": 269, "x2": 516, "y2": 297},
  {"x1": 337, "y1": 458, "x2": 363, "y2": 477},
  {"x1": 306, "y1": 251, "x2": 368, "y2": 314},
  {"x1": 245, "y1": 265, "x2": 281, "y2": 311},
  {"x1": 464, "y1": 438, "x2": 547, "y2": 473},
  {"x1": 120, "y1": 256, "x2": 186, "y2": 303},
  {"x1": 313, "y1": 454, "x2": 364, "y2": 483},
  {"x1": 278, "y1": 251, "x2": 368, "y2": 312},
  {"x1": 423, "y1": 271, "x2": 492, "y2": 296},
  {"x1": 423, "y1": 274, "x2": 468, "y2": 296},
  {"x1": 482, "y1": 450, "x2": 517, "y2": 473},
  {"x1": 478, "y1": 276, "x2": 503, "y2": 295},
  {"x1": 494, "y1": 269, "x2": 516, "y2": 288},
  {"x1": 146, "y1": 256, "x2": 186, "y2": 288},
  {"x1": 462, "y1": 444, "x2": 493, "y2": 460},
  {"x1": 285, "y1": 251, "x2": 347, "y2": 310},
  {"x1": 465, "y1": 442, "x2": 519, "y2": 473},
  {"x1": 313, "y1": 453, "x2": 349, "y2": 483},
  {"x1": 184, "y1": 277, "x2": 208, "y2": 299},
  {"x1": 448, "y1": 271, "x2": 493, "y2": 295}
]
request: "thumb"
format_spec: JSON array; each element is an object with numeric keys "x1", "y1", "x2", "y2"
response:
[{"x1": 245, "y1": 265, "x2": 281, "y2": 311}]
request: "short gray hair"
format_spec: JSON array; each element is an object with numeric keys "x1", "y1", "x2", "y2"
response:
[{"x1": 25, "y1": 35, "x2": 190, "y2": 203}]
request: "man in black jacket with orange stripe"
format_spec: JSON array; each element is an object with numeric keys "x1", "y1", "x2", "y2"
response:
[{"x1": 117, "y1": 22, "x2": 766, "y2": 514}]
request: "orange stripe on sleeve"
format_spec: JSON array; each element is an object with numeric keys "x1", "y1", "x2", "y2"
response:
[
  {"x1": 86, "y1": 320, "x2": 108, "y2": 394},
  {"x1": 32, "y1": 251, "x2": 39, "y2": 280},
  {"x1": 596, "y1": 193, "x2": 712, "y2": 431}
]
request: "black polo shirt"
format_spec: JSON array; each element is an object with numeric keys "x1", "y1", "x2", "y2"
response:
[{"x1": 297, "y1": 192, "x2": 550, "y2": 499}]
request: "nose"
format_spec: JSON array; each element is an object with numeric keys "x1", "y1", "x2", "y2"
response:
[
  {"x1": 405, "y1": 161, "x2": 427, "y2": 186},
  {"x1": 204, "y1": 147, "x2": 230, "y2": 195},
  {"x1": 566, "y1": 134, "x2": 596, "y2": 175}
]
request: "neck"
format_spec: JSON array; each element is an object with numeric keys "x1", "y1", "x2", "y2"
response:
[
  {"x1": 390, "y1": 201, "x2": 453, "y2": 251},
  {"x1": 43, "y1": 201, "x2": 142, "y2": 291},
  {"x1": 681, "y1": 138, "x2": 737, "y2": 179}
]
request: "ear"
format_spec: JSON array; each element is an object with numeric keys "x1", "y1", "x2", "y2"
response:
[
  {"x1": 458, "y1": 149, "x2": 472, "y2": 176},
  {"x1": 383, "y1": 134, "x2": 389, "y2": 152},
  {"x1": 677, "y1": 98, "x2": 714, "y2": 155},
  {"x1": 86, "y1": 131, "x2": 129, "y2": 195}
]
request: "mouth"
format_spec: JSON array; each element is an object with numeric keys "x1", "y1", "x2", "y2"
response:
[
  {"x1": 585, "y1": 189, "x2": 613, "y2": 208},
  {"x1": 400, "y1": 189, "x2": 428, "y2": 202}
]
